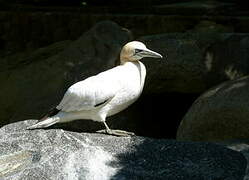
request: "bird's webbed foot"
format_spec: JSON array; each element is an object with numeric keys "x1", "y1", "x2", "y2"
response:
[
  {"x1": 96, "y1": 129, "x2": 135, "y2": 137},
  {"x1": 97, "y1": 121, "x2": 135, "y2": 137}
]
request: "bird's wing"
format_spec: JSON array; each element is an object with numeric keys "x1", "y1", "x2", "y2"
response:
[{"x1": 56, "y1": 75, "x2": 118, "y2": 112}]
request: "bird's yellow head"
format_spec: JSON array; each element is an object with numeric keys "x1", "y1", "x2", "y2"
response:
[{"x1": 120, "y1": 41, "x2": 162, "y2": 64}]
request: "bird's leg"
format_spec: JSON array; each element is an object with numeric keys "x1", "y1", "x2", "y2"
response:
[{"x1": 96, "y1": 121, "x2": 135, "y2": 137}]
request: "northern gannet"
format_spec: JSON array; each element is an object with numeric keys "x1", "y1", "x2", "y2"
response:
[{"x1": 27, "y1": 41, "x2": 162, "y2": 136}]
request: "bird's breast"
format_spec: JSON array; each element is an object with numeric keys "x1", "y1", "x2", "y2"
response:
[{"x1": 105, "y1": 61, "x2": 146, "y2": 116}]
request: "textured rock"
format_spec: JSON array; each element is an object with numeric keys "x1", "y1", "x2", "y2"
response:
[
  {"x1": 177, "y1": 76, "x2": 249, "y2": 142},
  {"x1": 0, "y1": 120, "x2": 246, "y2": 180},
  {"x1": 139, "y1": 33, "x2": 249, "y2": 94},
  {"x1": 0, "y1": 21, "x2": 132, "y2": 126},
  {"x1": 221, "y1": 140, "x2": 249, "y2": 180}
]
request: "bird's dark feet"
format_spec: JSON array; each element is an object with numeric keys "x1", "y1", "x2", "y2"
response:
[{"x1": 96, "y1": 129, "x2": 135, "y2": 137}]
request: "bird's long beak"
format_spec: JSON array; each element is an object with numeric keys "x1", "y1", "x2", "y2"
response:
[{"x1": 140, "y1": 48, "x2": 163, "y2": 59}]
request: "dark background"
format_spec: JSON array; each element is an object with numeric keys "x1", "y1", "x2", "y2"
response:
[{"x1": 0, "y1": 0, "x2": 249, "y2": 139}]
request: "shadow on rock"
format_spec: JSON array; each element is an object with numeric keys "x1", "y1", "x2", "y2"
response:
[{"x1": 110, "y1": 138, "x2": 246, "y2": 180}]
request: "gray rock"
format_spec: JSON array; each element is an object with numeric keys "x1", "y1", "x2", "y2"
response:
[
  {"x1": 139, "y1": 33, "x2": 249, "y2": 94},
  {"x1": 177, "y1": 75, "x2": 249, "y2": 142},
  {"x1": 0, "y1": 120, "x2": 246, "y2": 180},
  {"x1": 0, "y1": 21, "x2": 132, "y2": 126},
  {"x1": 220, "y1": 140, "x2": 249, "y2": 180}
]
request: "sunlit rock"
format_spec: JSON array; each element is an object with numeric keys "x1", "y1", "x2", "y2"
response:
[{"x1": 0, "y1": 120, "x2": 246, "y2": 179}]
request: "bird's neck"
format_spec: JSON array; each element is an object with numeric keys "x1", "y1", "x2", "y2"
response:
[
  {"x1": 120, "y1": 59, "x2": 127, "y2": 65},
  {"x1": 119, "y1": 60, "x2": 146, "y2": 91},
  {"x1": 119, "y1": 61, "x2": 145, "y2": 72},
  {"x1": 120, "y1": 59, "x2": 140, "y2": 65}
]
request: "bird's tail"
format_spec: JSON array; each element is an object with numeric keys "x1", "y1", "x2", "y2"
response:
[{"x1": 26, "y1": 117, "x2": 60, "y2": 130}]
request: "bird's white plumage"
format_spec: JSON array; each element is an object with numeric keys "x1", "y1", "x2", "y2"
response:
[
  {"x1": 56, "y1": 61, "x2": 146, "y2": 121},
  {"x1": 57, "y1": 76, "x2": 116, "y2": 112},
  {"x1": 27, "y1": 41, "x2": 162, "y2": 135}
]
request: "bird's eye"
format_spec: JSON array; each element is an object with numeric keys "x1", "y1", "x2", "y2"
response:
[{"x1": 135, "y1": 49, "x2": 143, "y2": 54}]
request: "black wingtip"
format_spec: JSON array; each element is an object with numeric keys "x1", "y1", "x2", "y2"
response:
[{"x1": 40, "y1": 107, "x2": 60, "y2": 121}]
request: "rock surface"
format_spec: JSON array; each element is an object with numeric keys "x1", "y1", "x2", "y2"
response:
[
  {"x1": 139, "y1": 33, "x2": 249, "y2": 94},
  {"x1": 0, "y1": 120, "x2": 246, "y2": 180},
  {"x1": 221, "y1": 140, "x2": 249, "y2": 180},
  {"x1": 177, "y1": 75, "x2": 249, "y2": 142}
]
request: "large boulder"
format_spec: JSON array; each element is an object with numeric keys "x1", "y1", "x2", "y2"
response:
[
  {"x1": 0, "y1": 120, "x2": 246, "y2": 180},
  {"x1": 177, "y1": 75, "x2": 249, "y2": 142},
  {"x1": 139, "y1": 33, "x2": 249, "y2": 94},
  {"x1": 0, "y1": 21, "x2": 132, "y2": 127}
]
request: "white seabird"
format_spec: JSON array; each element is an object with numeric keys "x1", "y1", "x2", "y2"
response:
[{"x1": 27, "y1": 41, "x2": 162, "y2": 136}]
